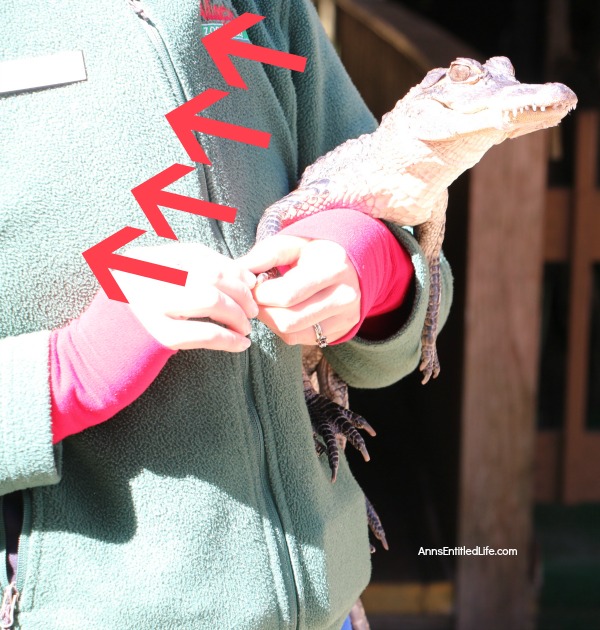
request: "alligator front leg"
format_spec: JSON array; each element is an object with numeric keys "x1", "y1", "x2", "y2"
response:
[{"x1": 415, "y1": 197, "x2": 447, "y2": 384}]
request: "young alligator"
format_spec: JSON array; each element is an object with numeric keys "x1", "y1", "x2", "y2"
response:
[{"x1": 256, "y1": 56, "x2": 576, "y2": 547}]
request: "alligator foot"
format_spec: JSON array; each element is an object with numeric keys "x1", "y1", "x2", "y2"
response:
[
  {"x1": 304, "y1": 384, "x2": 375, "y2": 482},
  {"x1": 419, "y1": 338, "x2": 440, "y2": 385},
  {"x1": 366, "y1": 496, "x2": 389, "y2": 552}
]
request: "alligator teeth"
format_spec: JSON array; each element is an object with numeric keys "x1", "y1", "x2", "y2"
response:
[
  {"x1": 541, "y1": 106, "x2": 546, "y2": 112},
  {"x1": 532, "y1": 105, "x2": 537, "y2": 111},
  {"x1": 519, "y1": 107, "x2": 524, "y2": 113},
  {"x1": 513, "y1": 108, "x2": 517, "y2": 116}
]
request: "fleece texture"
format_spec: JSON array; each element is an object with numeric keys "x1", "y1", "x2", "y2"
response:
[{"x1": 0, "y1": 0, "x2": 453, "y2": 628}]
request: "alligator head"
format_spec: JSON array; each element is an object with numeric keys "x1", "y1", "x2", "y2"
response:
[{"x1": 388, "y1": 56, "x2": 577, "y2": 142}]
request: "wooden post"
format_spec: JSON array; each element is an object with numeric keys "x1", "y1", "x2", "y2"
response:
[
  {"x1": 562, "y1": 111, "x2": 600, "y2": 503},
  {"x1": 457, "y1": 132, "x2": 547, "y2": 630}
]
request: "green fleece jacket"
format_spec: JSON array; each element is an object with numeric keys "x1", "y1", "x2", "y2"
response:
[{"x1": 0, "y1": 0, "x2": 452, "y2": 628}]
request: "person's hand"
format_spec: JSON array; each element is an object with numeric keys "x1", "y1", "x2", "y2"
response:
[
  {"x1": 112, "y1": 243, "x2": 258, "y2": 352},
  {"x1": 238, "y1": 235, "x2": 361, "y2": 345}
]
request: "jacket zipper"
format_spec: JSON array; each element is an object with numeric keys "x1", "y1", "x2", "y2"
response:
[
  {"x1": 127, "y1": 0, "x2": 213, "y2": 213},
  {"x1": 243, "y1": 351, "x2": 299, "y2": 629},
  {"x1": 128, "y1": 2, "x2": 300, "y2": 626},
  {"x1": 0, "y1": 492, "x2": 32, "y2": 630}
]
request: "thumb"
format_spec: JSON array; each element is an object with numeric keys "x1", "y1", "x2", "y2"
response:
[{"x1": 238, "y1": 235, "x2": 310, "y2": 273}]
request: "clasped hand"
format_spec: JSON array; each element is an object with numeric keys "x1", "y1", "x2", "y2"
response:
[{"x1": 116, "y1": 237, "x2": 360, "y2": 352}]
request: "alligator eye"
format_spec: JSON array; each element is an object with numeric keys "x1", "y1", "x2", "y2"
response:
[
  {"x1": 486, "y1": 56, "x2": 516, "y2": 77},
  {"x1": 448, "y1": 62, "x2": 481, "y2": 83}
]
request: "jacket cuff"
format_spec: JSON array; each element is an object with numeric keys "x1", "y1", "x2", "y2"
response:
[
  {"x1": 0, "y1": 330, "x2": 62, "y2": 496},
  {"x1": 324, "y1": 224, "x2": 453, "y2": 389}
]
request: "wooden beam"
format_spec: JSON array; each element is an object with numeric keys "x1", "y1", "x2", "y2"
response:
[
  {"x1": 457, "y1": 132, "x2": 547, "y2": 630},
  {"x1": 335, "y1": 0, "x2": 480, "y2": 74},
  {"x1": 535, "y1": 430, "x2": 561, "y2": 502},
  {"x1": 544, "y1": 188, "x2": 571, "y2": 262},
  {"x1": 544, "y1": 187, "x2": 600, "y2": 262},
  {"x1": 562, "y1": 111, "x2": 599, "y2": 503}
]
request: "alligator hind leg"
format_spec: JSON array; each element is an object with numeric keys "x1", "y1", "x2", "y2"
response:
[
  {"x1": 414, "y1": 197, "x2": 447, "y2": 384},
  {"x1": 301, "y1": 356, "x2": 388, "y2": 554},
  {"x1": 304, "y1": 378, "x2": 375, "y2": 482}
]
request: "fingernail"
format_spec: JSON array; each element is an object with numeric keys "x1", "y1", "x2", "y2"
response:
[
  {"x1": 250, "y1": 302, "x2": 259, "y2": 318},
  {"x1": 241, "y1": 337, "x2": 251, "y2": 350}
]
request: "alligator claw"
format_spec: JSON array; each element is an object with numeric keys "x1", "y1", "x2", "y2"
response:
[
  {"x1": 419, "y1": 346, "x2": 441, "y2": 384},
  {"x1": 366, "y1": 496, "x2": 389, "y2": 551},
  {"x1": 304, "y1": 385, "x2": 374, "y2": 482}
]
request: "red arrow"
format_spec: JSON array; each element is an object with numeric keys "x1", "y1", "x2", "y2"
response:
[
  {"x1": 203, "y1": 13, "x2": 307, "y2": 89},
  {"x1": 165, "y1": 89, "x2": 271, "y2": 163},
  {"x1": 131, "y1": 163, "x2": 237, "y2": 240},
  {"x1": 82, "y1": 226, "x2": 188, "y2": 303}
]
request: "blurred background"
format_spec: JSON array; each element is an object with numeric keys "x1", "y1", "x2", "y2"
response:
[{"x1": 310, "y1": 1, "x2": 600, "y2": 629}]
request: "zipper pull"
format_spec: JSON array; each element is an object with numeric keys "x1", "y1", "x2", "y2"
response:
[
  {"x1": 0, "y1": 584, "x2": 18, "y2": 630},
  {"x1": 127, "y1": 0, "x2": 149, "y2": 20}
]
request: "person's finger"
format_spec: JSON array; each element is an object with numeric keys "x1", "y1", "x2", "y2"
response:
[
  {"x1": 164, "y1": 286, "x2": 253, "y2": 336},
  {"x1": 124, "y1": 243, "x2": 257, "y2": 289},
  {"x1": 253, "y1": 260, "x2": 345, "y2": 307},
  {"x1": 257, "y1": 282, "x2": 360, "y2": 335},
  {"x1": 158, "y1": 318, "x2": 252, "y2": 352},
  {"x1": 191, "y1": 274, "x2": 258, "y2": 320},
  {"x1": 116, "y1": 264, "x2": 258, "y2": 321},
  {"x1": 238, "y1": 235, "x2": 310, "y2": 274},
  {"x1": 260, "y1": 312, "x2": 352, "y2": 346},
  {"x1": 252, "y1": 239, "x2": 350, "y2": 307}
]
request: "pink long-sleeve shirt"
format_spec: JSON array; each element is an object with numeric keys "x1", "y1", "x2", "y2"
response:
[{"x1": 50, "y1": 210, "x2": 413, "y2": 443}]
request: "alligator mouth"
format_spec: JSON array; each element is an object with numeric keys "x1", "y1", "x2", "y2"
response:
[
  {"x1": 502, "y1": 101, "x2": 575, "y2": 121},
  {"x1": 501, "y1": 100, "x2": 577, "y2": 137}
]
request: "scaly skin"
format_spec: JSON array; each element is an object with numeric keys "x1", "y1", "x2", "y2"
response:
[
  {"x1": 258, "y1": 56, "x2": 577, "y2": 382},
  {"x1": 256, "y1": 56, "x2": 576, "y2": 556}
]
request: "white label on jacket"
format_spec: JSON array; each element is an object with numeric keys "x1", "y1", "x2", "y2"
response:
[
  {"x1": 200, "y1": 21, "x2": 249, "y2": 40},
  {"x1": 0, "y1": 50, "x2": 87, "y2": 95}
]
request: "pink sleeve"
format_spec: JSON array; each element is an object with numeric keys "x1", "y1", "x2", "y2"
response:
[
  {"x1": 49, "y1": 291, "x2": 176, "y2": 443},
  {"x1": 278, "y1": 208, "x2": 414, "y2": 343}
]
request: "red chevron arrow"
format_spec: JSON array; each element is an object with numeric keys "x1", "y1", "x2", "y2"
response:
[
  {"x1": 202, "y1": 13, "x2": 307, "y2": 89},
  {"x1": 82, "y1": 227, "x2": 188, "y2": 303},
  {"x1": 165, "y1": 89, "x2": 271, "y2": 163},
  {"x1": 131, "y1": 163, "x2": 237, "y2": 240}
]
